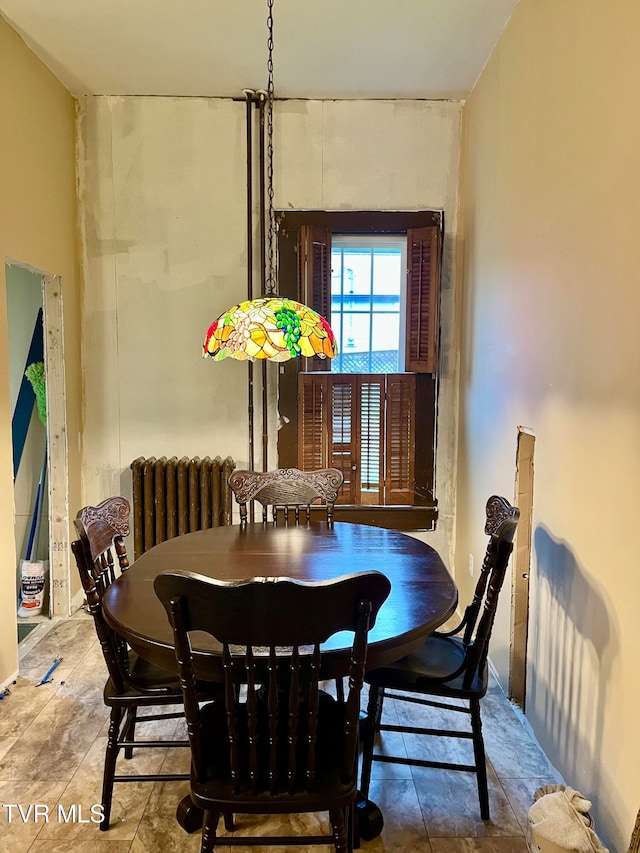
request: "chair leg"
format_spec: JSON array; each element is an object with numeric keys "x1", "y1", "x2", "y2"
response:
[
  {"x1": 329, "y1": 806, "x2": 348, "y2": 853},
  {"x1": 335, "y1": 677, "x2": 345, "y2": 702},
  {"x1": 360, "y1": 685, "x2": 384, "y2": 799},
  {"x1": 222, "y1": 811, "x2": 235, "y2": 832},
  {"x1": 100, "y1": 706, "x2": 124, "y2": 831},
  {"x1": 350, "y1": 797, "x2": 364, "y2": 851},
  {"x1": 349, "y1": 743, "x2": 360, "y2": 849},
  {"x1": 201, "y1": 809, "x2": 220, "y2": 853},
  {"x1": 122, "y1": 706, "x2": 137, "y2": 759},
  {"x1": 470, "y1": 698, "x2": 490, "y2": 820}
]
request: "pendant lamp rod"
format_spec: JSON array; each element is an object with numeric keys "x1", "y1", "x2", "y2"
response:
[
  {"x1": 258, "y1": 90, "x2": 269, "y2": 471},
  {"x1": 243, "y1": 88, "x2": 256, "y2": 477},
  {"x1": 258, "y1": 0, "x2": 275, "y2": 472},
  {"x1": 258, "y1": 91, "x2": 267, "y2": 298},
  {"x1": 265, "y1": 0, "x2": 277, "y2": 297}
]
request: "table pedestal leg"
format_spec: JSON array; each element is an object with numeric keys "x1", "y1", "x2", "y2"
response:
[
  {"x1": 176, "y1": 792, "x2": 382, "y2": 841},
  {"x1": 356, "y1": 791, "x2": 384, "y2": 841},
  {"x1": 176, "y1": 795, "x2": 203, "y2": 834},
  {"x1": 177, "y1": 798, "x2": 235, "y2": 834}
]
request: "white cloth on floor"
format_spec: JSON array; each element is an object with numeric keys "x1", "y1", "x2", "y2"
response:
[{"x1": 527, "y1": 787, "x2": 609, "y2": 853}]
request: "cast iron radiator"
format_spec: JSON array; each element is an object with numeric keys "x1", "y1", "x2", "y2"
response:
[{"x1": 130, "y1": 455, "x2": 236, "y2": 559}]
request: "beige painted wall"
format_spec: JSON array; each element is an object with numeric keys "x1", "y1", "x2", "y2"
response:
[
  {"x1": 79, "y1": 96, "x2": 462, "y2": 559},
  {"x1": 457, "y1": 0, "x2": 640, "y2": 847},
  {"x1": 0, "y1": 18, "x2": 81, "y2": 684}
]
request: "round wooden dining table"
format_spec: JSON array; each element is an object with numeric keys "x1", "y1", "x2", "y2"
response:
[
  {"x1": 102, "y1": 520, "x2": 458, "y2": 676},
  {"x1": 102, "y1": 520, "x2": 457, "y2": 840}
]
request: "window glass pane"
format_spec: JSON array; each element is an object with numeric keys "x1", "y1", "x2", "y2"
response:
[
  {"x1": 330, "y1": 236, "x2": 405, "y2": 375},
  {"x1": 373, "y1": 250, "x2": 402, "y2": 298},
  {"x1": 371, "y1": 297, "x2": 400, "y2": 313},
  {"x1": 372, "y1": 314, "x2": 401, "y2": 373},
  {"x1": 341, "y1": 312, "x2": 371, "y2": 353},
  {"x1": 340, "y1": 249, "x2": 371, "y2": 296}
]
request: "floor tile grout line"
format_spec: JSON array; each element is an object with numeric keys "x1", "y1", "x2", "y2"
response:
[
  {"x1": 8, "y1": 617, "x2": 563, "y2": 850},
  {"x1": 18, "y1": 621, "x2": 58, "y2": 661},
  {"x1": 1, "y1": 628, "x2": 112, "y2": 794}
]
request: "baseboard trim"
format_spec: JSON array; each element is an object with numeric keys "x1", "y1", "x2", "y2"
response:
[{"x1": 1, "y1": 668, "x2": 19, "y2": 695}]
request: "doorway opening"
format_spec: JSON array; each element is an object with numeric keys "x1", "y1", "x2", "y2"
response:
[{"x1": 6, "y1": 261, "x2": 70, "y2": 641}]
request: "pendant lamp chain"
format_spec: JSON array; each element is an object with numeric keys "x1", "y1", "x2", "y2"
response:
[
  {"x1": 201, "y1": 0, "x2": 336, "y2": 366},
  {"x1": 266, "y1": 0, "x2": 277, "y2": 295}
]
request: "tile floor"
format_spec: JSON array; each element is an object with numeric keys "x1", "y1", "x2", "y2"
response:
[{"x1": 0, "y1": 612, "x2": 562, "y2": 852}]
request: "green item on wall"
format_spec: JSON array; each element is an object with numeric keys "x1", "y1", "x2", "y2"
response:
[{"x1": 25, "y1": 362, "x2": 46, "y2": 426}]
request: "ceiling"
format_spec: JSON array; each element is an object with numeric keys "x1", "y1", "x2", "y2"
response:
[{"x1": 0, "y1": 0, "x2": 518, "y2": 100}]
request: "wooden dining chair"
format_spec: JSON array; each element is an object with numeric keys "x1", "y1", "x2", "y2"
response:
[
  {"x1": 72, "y1": 496, "x2": 224, "y2": 831},
  {"x1": 360, "y1": 495, "x2": 519, "y2": 822},
  {"x1": 228, "y1": 467, "x2": 344, "y2": 525},
  {"x1": 154, "y1": 569, "x2": 391, "y2": 853},
  {"x1": 229, "y1": 466, "x2": 346, "y2": 701}
]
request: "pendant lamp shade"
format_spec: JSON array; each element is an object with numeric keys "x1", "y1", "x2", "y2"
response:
[{"x1": 203, "y1": 297, "x2": 337, "y2": 363}]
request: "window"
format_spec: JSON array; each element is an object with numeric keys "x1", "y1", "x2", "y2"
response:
[
  {"x1": 277, "y1": 211, "x2": 441, "y2": 529},
  {"x1": 330, "y1": 235, "x2": 406, "y2": 374}
]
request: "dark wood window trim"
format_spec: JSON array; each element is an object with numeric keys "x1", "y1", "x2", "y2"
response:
[{"x1": 277, "y1": 210, "x2": 442, "y2": 531}]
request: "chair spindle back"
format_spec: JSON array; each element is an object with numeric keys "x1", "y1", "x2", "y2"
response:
[{"x1": 155, "y1": 570, "x2": 391, "y2": 796}]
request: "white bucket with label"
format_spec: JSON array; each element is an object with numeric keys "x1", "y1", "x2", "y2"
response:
[{"x1": 18, "y1": 559, "x2": 48, "y2": 617}]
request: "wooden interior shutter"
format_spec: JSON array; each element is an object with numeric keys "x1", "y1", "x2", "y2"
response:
[
  {"x1": 299, "y1": 225, "x2": 332, "y2": 372},
  {"x1": 298, "y1": 374, "x2": 355, "y2": 504},
  {"x1": 413, "y1": 372, "x2": 437, "y2": 507},
  {"x1": 385, "y1": 374, "x2": 416, "y2": 504},
  {"x1": 406, "y1": 226, "x2": 441, "y2": 373},
  {"x1": 329, "y1": 377, "x2": 358, "y2": 503},
  {"x1": 359, "y1": 377, "x2": 384, "y2": 505},
  {"x1": 298, "y1": 374, "x2": 328, "y2": 470}
]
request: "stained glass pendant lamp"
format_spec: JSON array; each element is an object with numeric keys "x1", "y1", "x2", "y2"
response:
[{"x1": 203, "y1": 297, "x2": 337, "y2": 362}]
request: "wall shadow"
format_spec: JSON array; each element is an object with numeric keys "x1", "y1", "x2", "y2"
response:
[{"x1": 529, "y1": 525, "x2": 619, "y2": 841}]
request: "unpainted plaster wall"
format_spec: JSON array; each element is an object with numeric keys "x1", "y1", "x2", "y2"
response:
[{"x1": 79, "y1": 96, "x2": 462, "y2": 559}]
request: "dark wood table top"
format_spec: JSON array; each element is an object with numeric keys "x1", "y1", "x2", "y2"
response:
[{"x1": 102, "y1": 521, "x2": 458, "y2": 675}]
